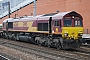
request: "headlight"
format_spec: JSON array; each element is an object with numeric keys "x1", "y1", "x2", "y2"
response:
[
  {"x1": 64, "y1": 33, "x2": 68, "y2": 36},
  {"x1": 78, "y1": 33, "x2": 83, "y2": 36}
]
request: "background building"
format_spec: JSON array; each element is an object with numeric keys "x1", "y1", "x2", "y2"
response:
[
  {"x1": 0, "y1": 0, "x2": 90, "y2": 33},
  {"x1": 0, "y1": 0, "x2": 25, "y2": 14}
]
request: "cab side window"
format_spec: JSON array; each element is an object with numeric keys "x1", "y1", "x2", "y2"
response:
[
  {"x1": 54, "y1": 20, "x2": 61, "y2": 27},
  {"x1": 54, "y1": 20, "x2": 59, "y2": 26}
]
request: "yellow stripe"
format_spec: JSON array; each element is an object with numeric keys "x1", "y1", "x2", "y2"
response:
[{"x1": 4, "y1": 30, "x2": 62, "y2": 34}]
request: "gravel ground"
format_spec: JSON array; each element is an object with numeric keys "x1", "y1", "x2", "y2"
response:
[
  {"x1": 0, "y1": 44, "x2": 49, "y2": 60},
  {"x1": 0, "y1": 38, "x2": 90, "y2": 60}
]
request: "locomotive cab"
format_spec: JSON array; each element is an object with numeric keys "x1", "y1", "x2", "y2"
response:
[
  {"x1": 62, "y1": 12, "x2": 83, "y2": 40},
  {"x1": 50, "y1": 11, "x2": 84, "y2": 49},
  {"x1": 58, "y1": 12, "x2": 84, "y2": 49}
]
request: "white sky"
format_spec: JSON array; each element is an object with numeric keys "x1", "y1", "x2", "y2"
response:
[{"x1": 0, "y1": 0, "x2": 3, "y2": 1}]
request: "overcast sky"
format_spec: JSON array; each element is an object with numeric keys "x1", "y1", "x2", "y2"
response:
[{"x1": 0, "y1": 0, "x2": 2, "y2": 1}]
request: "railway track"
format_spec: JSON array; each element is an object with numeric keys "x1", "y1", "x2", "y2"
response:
[
  {"x1": 0, "y1": 38, "x2": 90, "y2": 60},
  {"x1": 0, "y1": 52, "x2": 18, "y2": 60},
  {"x1": 0, "y1": 55, "x2": 10, "y2": 60}
]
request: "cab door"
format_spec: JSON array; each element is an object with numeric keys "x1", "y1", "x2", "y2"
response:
[{"x1": 53, "y1": 20, "x2": 62, "y2": 34}]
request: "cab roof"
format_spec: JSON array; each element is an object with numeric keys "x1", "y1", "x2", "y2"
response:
[{"x1": 3, "y1": 11, "x2": 83, "y2": 22}]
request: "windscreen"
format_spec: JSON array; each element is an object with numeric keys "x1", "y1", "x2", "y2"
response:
[
  {"x1": 74, "y1": 19, "x2": 83, "y2": 27},
  {"x1": 64, "y1": 18, "x2": 72, "y2": 27}
]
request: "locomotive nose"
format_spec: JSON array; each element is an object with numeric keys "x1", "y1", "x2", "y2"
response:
[{"x1": 62, "y1": 27, "x2": 83, "y2": 39}]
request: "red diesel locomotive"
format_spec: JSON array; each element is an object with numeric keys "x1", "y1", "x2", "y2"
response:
[{"x1": 1, "y1": 11, "x2": 84, "y2": 49}]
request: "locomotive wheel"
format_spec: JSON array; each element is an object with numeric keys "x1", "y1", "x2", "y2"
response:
[
  {"x1": 56, "y1": 43, "x2": 62, "y2": 50},
  {"x1": 37, "y1": 41, "x2": 42, "y2": 46},
  {"x1": 36, "y1": 40, "x2": 38, "y2": 45},
  {"x1": 44, "y1": 41, "x2": 47, "y2": 47},
  {"x1": 47, "y1": 44, "x2": 51, "y2": 48},
  {"x1": 5, "y1": 34, "x2": 8, "y2": 39},
  {"x1": 13, "y1": 34, "x2": 16, "y2": 40},
  {"x1": 60, "y1": 37, "x2": 64, "y2": 49},
  {"x1": 4, "y1": 33, "x2": 6, "y2": 38},
  {"x1": 16, "y1": 34, "x2": 19, "y2": 40},
  {"x1": 35, "y1": 37, "x2": 42, "y2": 46},
  {"x1": 39, "y1": 41, "x2": 42, "y2": 46}
]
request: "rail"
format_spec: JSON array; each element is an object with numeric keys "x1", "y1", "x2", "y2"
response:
[{"x1": 0, "y1": 55, "x2": 10, "y2": 60}]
